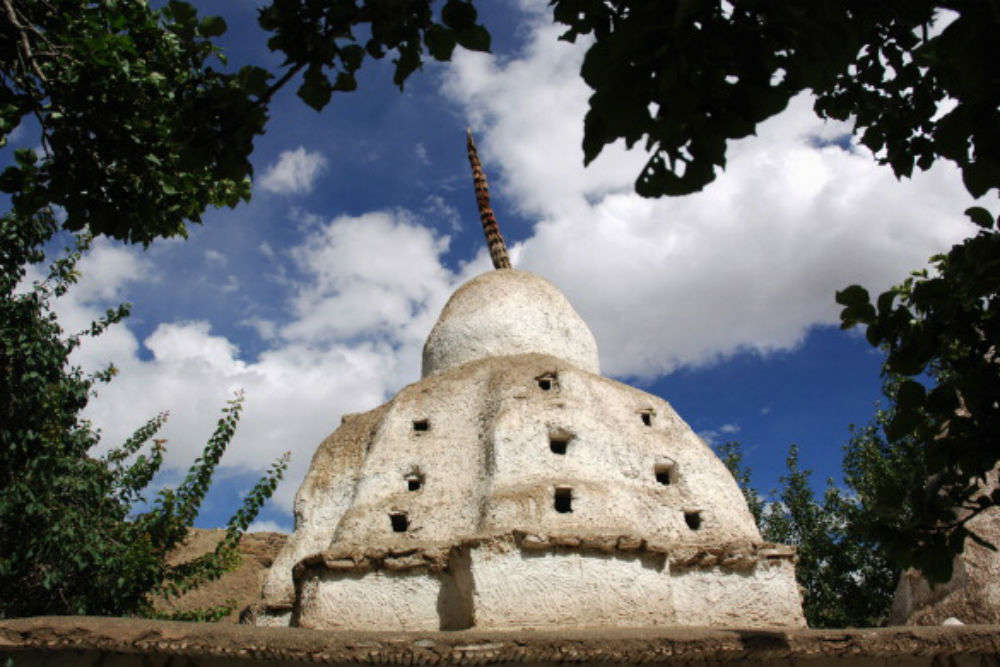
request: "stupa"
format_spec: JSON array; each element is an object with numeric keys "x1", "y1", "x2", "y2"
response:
[{"x1": 248, "y1": 133, "x2": 805, "y2": 631}]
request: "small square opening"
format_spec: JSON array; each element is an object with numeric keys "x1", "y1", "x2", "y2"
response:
[
  {"x1": 405, "y1": 472, "x2": 424, "y2": 491},
  {"x1": 412, "y1": 419, "x2": 429, "y2": 432},
  {"x1": 536, "y1": 372, "x2": 557, "y2": 391},
  {"x1": 684, "y1": 511, "x2": 702, "y2": 531},
  {"x1": 548, "y1": 428, "x2": 574, "y2": 455},
  {"x1": 654, "y1": 463, "x2": 673, "y2": 485},
  {"x1": 640, "y1": 411, "x2": 653, "y2": 427},
  {"x1": 554, "y1": 487, "x2": 573, "y2": 513},
  {"x1": 390, "y1": 512, "x2": 409, "y2": 532}
]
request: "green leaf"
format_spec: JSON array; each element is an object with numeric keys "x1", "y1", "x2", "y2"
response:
[
  {"x1": 331, "y1": 72, "x2": 357, "y2": 92},
  {"x1": 425, "y1": 25, "x2": 457, "y2": 61},
  {"x1": 887, "y1": 344, "x2": 928, "y2": 376},
  {"x1": 198, "y1": 16, "x2": 227, "y2": 38},
  {"x1": 238, "y1": 66, "x2": 272, "y2": 98},
  {"x1": 926, "y1": 385, "x2": 959, "y2": 414},
  {"x1": 166, "y1": 0, "x2": 197, "y2": 24},
  {"x1": 339, "y1": 45, "x2": 365, "y2": 71},
  {"x1": 961, "y1": 161, "x2": 1000, "y2": 199},
  {"x1": 864, "y1": 321, "x2": 883, "y2": 346},
  {"x1": 964, "y1": 206, "x2": 995, "y2": 229},
  {"x1": 393, "y1": 47, "x2": 422, "y2": 88},
  {"x1": 0, "y1": 166, "x2": 24, "y2": 193},
  {"x1": 835, "y1": 285, "x2": 870, "y2": 307},
  {"x1": 441, "y1": 1, "x2": 477, "y2": 31},
  {"x1": 297, "y1": 68, "x2": 331, "y2": 111},
  {"x1": 454, "y1": 25, "x2": 490, "y2": 52},
  {"x1": 895, "y1": 380, "x2": 926, "y2": 410},
  {"x1": 885, "y1": 409, "x2": 920, "y2": 442}
]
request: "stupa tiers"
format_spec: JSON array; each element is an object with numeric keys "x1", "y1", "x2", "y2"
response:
[{"x1": 248, "y1": 134, "x2": 806, "y2": 631}]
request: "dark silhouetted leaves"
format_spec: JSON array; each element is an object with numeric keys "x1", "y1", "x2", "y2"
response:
[
  {"x1": 837, "y1": 219, "x2": 1000, "y2": 582},
  {"x1": 965, "y1": 206, "x2": 995, "y2": 229},
  {"x1": 441, "y1": 0, "x2": 477, "y2": 30},
  {"x1": 298, "y1": 66, "x2": 332, "y2": 110},
  {"x1": 198, "y1": 16, "x2": 227, "y2": 37},
  {"x1": 551, "y1": 0, "x2": 1000, "y2": 200},
  {"x1": 455, "y1": 24, "x2": 490, "y2": 52}
]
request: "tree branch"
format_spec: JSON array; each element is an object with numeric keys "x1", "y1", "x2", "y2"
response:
[
  {"x1": 257, "y1": 62, "x2": 305, "y2": 106},
  {"x1": 3, "y1": 0, "x2": 47, "y2": 83}
]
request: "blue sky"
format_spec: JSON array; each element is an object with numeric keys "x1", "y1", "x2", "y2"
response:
[{"x1": 11, "y1": 1, "x2": 977, "y2": 532}]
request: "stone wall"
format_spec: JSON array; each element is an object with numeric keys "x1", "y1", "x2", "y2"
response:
[{"x1": 4, "y1": 617, "x2": 1000, "y2": 667}]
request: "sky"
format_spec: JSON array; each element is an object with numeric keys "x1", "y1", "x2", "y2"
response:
[{"x1": 8, "y1": 0, "x2": 978, "y2": 533}]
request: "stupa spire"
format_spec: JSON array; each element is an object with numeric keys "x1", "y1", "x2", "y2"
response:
[{"x1": 466, "y1": 129, "x2": 512, "y2": 270}]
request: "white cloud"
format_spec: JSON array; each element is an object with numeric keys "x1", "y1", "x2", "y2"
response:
[
  {"x1": 283, "y1": 210, "x2": 457, "y2": 349},
  {"x1": 247, "y1": 519, "x2": 290, "y2": 534},
  {"x1": 423, "y1": 195, "x2": 462, "y2": 231},
  {"x1": 57, "y1": 3, "x2": 981, "y2": 527},
  {"x1": 240, "y1": 317, "x2": 278, "y2": 341},
  {"x1": 415, "y1": 142, "x2": 430, "y2": 165},
  {"x1": 441, "y1": 2, "x2": 976, "y2": 378},
  {"x1": 71, "y1": 209, "x2": 488, "y2": 513},
  {"x1": 204, "y1": 249, "x2": 227, "y2": 265},
  {"x1": 720, "y1": 424, "x2": 741, "y2": 434},
  {"x1": 259, "y1": 147, "x2": 328, "y2": 194},
  {"x1": 220, "y1": 275, "x2": 240, "y2": 294}
]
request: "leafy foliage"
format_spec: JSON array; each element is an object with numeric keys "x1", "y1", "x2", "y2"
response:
[
  {"x1": 0, "y1": 0, "x2": 490, "y2": 248},
  {"x1": 550, "y1": 1, "x2": 999, "y2": 199},
  {"x1": 258, "y1": 0, "x2": 490, "y2": 111},
  {"x1": 719, "y1": 440, "x2": 898, "y2": 627},
  {"x1": 836, "y1": 211, "x2": 1000, "y2": 581},
  {"x1": 554, "y1": 0, "x2": 997, "y2": 585},
  {"x1": 0, "y1": 0, "x2": 268, "y2": 245},
  {"x1": 1, "y1": 0, "x2": 485, "y2": 619},
  {"x1": 0, "y1": 229, "x2": 288, "y2": 617}
]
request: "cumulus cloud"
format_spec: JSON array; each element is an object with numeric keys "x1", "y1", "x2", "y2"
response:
[
  {"x1": 72, "y1": 210, "x2": 488, "y2": 512},
  {"x1": 240, "y1": 317, "x2": 278, "y2": 341},
  {"x1": 247, "y1": 519, "x2": 290, "y2": 534},
  {"x1": 259, "y1": 147, "x2": 328, "y2": 194},
  {"x1": 441, "y1": 2, "x2": 976, "y2": 378},
  {"x1": 204, "y1": 249, "x2": 227, "y2": 265},
  {"x1": 415, "y1": 142, "x2": 430, "y2": 165},
  {"x1": 61, "y1": 2, "x2": 980, "y2": 526}
]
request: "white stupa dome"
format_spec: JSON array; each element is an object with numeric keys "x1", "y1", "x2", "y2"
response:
[
  {"x1": 249, "y1": 135, "x2": 804, "y2": 632},
  {"x1": 422, "y1": 270, "x2": 600, "y2": 378}
]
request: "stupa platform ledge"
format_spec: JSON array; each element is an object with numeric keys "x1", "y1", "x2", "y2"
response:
[{"x1": 5, "y1": 616, "x2": 1000, "y2": 667}]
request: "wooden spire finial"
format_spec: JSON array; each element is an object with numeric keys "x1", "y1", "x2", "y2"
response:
[{"x1": 466, "y1": 129, "x2": 512, "y2": 270}]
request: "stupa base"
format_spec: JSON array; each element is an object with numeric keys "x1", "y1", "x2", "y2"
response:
[{"x1": 253, "y1": 535, "x2": 804, "y2": 630}]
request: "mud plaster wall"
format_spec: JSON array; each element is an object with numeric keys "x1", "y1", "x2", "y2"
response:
[
  {"x1": 5, "y1": 617, "x2": 1000, "y2": 667},
  {"x1": 258, "y1": 353, "x2": 770, "y2": 625},
  {"x1": 259, "y1": 405, "x2": 388, "y2": 607},
  {"x1": 422, "y1": 270, "x2": 600, "y2": 378},
  {"x1": 293, "y1": 539, "x2": 802, "y2": 631}
]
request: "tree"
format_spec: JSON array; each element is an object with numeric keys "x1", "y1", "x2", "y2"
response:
[
  {"x1": 0, "y1": 222, "x2": 289, "y2": 617},
  {"x1": 0, "y1": 0, "x2": 490, "y2": 247},
  {"x1": 549, "y1": 1, "x2": 999, "y2": 200},
  {"x1": 718, "y1": 440, "x2": 898, "y2": 627},
  {"x1": 836, "y1": 218, "x2": 1000, "y2": 581},
  {"x1": 545, "y1": 0, "x2": 997, "y2": 582},
  {"x1": 0, "y1": 0, "x2": 488, "y2": 617}
]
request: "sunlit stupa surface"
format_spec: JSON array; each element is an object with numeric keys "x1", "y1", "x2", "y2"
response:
[{"x1": 248, "y1": 134, "x2": 805, "y2": 631}]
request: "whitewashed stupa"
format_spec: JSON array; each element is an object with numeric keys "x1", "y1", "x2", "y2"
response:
[{"x1": 249, "y1": 134, "x2": 805, "y2": 631}]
